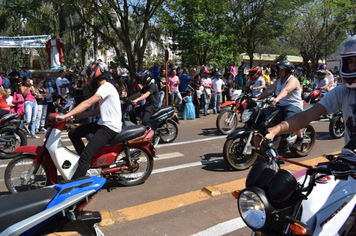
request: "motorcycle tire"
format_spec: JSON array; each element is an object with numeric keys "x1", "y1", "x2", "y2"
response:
[
  {"x1": 223, "y1": 136, "x2": 258, "y2": 170},
  {"x1": 115, "y1": 147, "x2": 154, "y2": 186},
  {"x1": 289, "y1": 125, "x2": 316, "y2": 157},
  {"x1": 0, "y1": 127, "x2": 27, "y2": 159},
  {"x1": 4, "y1": 154, "x2": 50, "y2": 193},
  {"x1": 329, "y1": 115, "x2": 345, "y2": 139},
  {"x1": 158, "y1": 119, "x2": 178, "y2": 143},
  {"x1": 216, "y1": 110, "x2": 238, "y2": 135}
]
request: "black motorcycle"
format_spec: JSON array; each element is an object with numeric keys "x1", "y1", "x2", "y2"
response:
[
  {"x1": 223, "y1": 97, "x2": 316, "y2": 170},
  {"x1": 0, "y1": 113, "x2": 27, "y2": 159},
  {"x1": 121, "y1": 99, "x2": 179, "y2": 146},
  {"x1": 329, "y1": 110, "x2": 345, "y2": 139}
]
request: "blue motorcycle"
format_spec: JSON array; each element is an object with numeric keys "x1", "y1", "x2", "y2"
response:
[{"x1": 0, "y1": 176, "x2": 106, "y2": 236}]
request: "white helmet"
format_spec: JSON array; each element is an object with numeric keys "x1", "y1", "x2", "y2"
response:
[{"x1": 339, "y1": 35, "x2": 356, "y2": 88}]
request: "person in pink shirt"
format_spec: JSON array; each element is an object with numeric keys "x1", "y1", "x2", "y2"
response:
[
  {"x1": 21, "y1": 76, "x2": 40, "y2": 138},
  {"x1": 168, "y1": 69, "x2": 182, "y2": 111},
  {"x1": 200, "y1": 60, "x2": 208, "y2": 76},
  {"x1": 230, "y1": 62, "x2": 237, "y2": 80},
  {"x1": 12, "y1": 83, "x2": 25, "y2": 118}
]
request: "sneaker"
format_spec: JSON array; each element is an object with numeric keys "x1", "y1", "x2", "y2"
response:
[
  {"x1": 40, "y1": 128, "x2": 47, "y2": 132},
  {"x1": 35, "y1": 130, "x2": 39, "y2": 134},
  {"x1": 293, "y1": 137, "x2": 304, "y2": 148},
  {"x1": 31, "y1": 135, "x2": 40, "y2": 139}
]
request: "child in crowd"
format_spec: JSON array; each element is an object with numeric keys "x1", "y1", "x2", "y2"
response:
[
  {"x1": 5, "y1": 88, "x2": 15, "y2": 113},
  {"x1": 183, "y1": 90, "x2": 195, "y2": 120},
  {"x1": 64, "y1": 92, "x2": 76, "y2": 112},
  {"x1": 12, "y1": 83, "x2": 25, "y2": 119}
]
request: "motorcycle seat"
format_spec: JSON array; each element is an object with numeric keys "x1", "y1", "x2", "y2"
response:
[
  {"x1": 152, "y1": 106, "x2": 174, "y2": 119},
  {"x1": 0, "y1": 113, "x2": 17, "y2": 123},
  {"x1": 109, "y1": 124, "x2": 147, "y2": 144},
  {"x1": 0, "y1": 188, "x2": 58, "y2": 232}
]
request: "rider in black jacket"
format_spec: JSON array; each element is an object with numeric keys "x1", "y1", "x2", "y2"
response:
[{"x1": 129, "y1": 70, "x2": 159, "y2": 127}]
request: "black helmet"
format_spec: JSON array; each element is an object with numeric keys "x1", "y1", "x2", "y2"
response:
[
  {"x1": 139, "y1": 70, "x2": 153, "y2": 85},
  {"x1": 275, "y1": 60, "x2": 295, "y2": 75}
]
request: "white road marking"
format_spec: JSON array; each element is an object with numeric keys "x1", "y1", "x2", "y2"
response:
[
  {"x1": 156, "y1": 136, "x2": 227, "y2": 148},
  {"x1": 152, "y1": 159, "x2": 222, "y2": 174},
  {"x1": 190, "y1": 217, "x2": 246, "y2": 236}
]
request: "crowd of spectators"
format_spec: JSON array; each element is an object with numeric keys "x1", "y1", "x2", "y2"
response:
[{"x1": 0, "y1": 60, "x2": 343, "y2": 136}]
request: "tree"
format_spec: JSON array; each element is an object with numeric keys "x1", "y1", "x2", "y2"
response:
[
  {"x1": 228, "y1": 0, "x2": 306, "y2": 67},
  {"x1": 286, "y1": 0, "x2": 351, "y2": 72},
  {"x1": 161, "y1": 0, "x2": 238, "y2": 68},
  {"x1": 64, "y1": 0, "x2": 166, "y2": 84}
]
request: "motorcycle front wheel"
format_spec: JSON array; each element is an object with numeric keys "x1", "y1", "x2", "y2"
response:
[
  {"x1": 0, "y1": 127, "x2": 27, "y2": 159},
  {"x1": 115, "y1": 147, "x2": 154, "y2": 186},
  {"x1": 329, "y1": 115, "x2": 345, "y2": 139},
  {"x1": 158, "y1": 120, "x2": 178, "y2": 143},
  {"x1": 290, "y1": 125, "x2": 316, "y2": 157},
  {"x1": 223, "y1": 135, "x2": 257, "y2": 170},
  {"x1": 216, "y1": 110, "x2": 238, "y2": 135},
  {"x1": 4, "y1": 154, "x2": 50, "y2": 193}
]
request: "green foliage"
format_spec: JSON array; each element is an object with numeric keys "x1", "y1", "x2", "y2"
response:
[
  {"x1": 286, "y1": 0, "x2": 351, "y2": 71},
  {"x1": 161, "y1": 0, "x2": 239, "y2": 67}
]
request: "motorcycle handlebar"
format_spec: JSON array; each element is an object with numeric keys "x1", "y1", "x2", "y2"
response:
[{"x1": 307, "y1": 161, "x2": 356, "y2": 176}]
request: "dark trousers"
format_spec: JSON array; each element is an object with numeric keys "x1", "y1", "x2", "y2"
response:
[
  {"x1": 129, "y1": 105, "x2": 157, "y2": 127},
  {"x1": 69, "y1": 122, "x2": 118, "y2": 179}
]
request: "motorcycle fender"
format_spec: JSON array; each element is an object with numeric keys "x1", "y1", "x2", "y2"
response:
[
  {"x1": 220, "y1": 100, "x2": 237, "y2": 108},
  {"x1": 14, "y1": 145, "x2": 42, "y2": 155},
  {"x1": 226, "y1": 130, "x2": 250, "y2": 140},
  {"x1": 171, "y1": 115, "x2": 180, "y2": 124}
]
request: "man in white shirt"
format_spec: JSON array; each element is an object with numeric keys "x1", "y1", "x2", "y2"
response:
[
  {"x1": 211, "y1": 71, "x2": 225, "y2": 114},
  {"x1": 201, "y1": 70, "x2": 213, "y2": 116},
  {"x1": 55, "y1": 70, "x2": 71, "y2": 95},
  {"x1": 56, "y1": 61, "x2": 122, "y2": 179}
]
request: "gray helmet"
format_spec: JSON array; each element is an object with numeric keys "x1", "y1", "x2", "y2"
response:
[{"x1": 338, "y1": 35, "x2": 356, "y2": 88}]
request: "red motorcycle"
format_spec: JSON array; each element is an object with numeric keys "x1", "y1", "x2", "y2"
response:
[
  {"x1": 4, "y1": 113, "x2": 156, "y2": 193},
  {"x1": 216, "y1": 89, "x2": 251, "y2": 134}
]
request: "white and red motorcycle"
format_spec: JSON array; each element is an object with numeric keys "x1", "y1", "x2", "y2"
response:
[
  {"x1": 4, "y1": 113, "x2": 156, "y2": 194},
  {"x1": 233, "y1": 139, "x2": 356, "y2": 235}
]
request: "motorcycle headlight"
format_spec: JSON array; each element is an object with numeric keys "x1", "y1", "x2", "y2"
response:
[
  {"x1": 242, "y1": 110, "x2": 253, "y2": 123},
  {"x1": 238, "y1": 187, "x2": 274, "y2": 230}
]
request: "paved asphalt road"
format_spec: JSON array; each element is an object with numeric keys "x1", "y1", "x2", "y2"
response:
[{"x1": 0, "y1": 112, "x2": 344, "y2": 236}]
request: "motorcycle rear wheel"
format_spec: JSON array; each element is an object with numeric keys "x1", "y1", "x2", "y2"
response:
[
  {"x1": 216, "y1": 110, "x2": 238, "y2": 135},
  {"x1": 329, "y1": 115, "x2": 345, "y2": 139},
  {"x1": 290, "y1": 125, "x2": 316, "y2": 157},
  {"x1": 115, "y1": 147, "x2": 154, "y2": 186},
  {"x1": 223, "y1": 136, "x2": 257, "y2": 170},
  {"x1": 158, "y1": 120, "x2": 178, "y2": 143},
  {"x1": 4, "y1": 154, "x2": 50, "y2": 193},
  {"x1": 0, "y1": 127, "x2": 27, "y2": 159}
]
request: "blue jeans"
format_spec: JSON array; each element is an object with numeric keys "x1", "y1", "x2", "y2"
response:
[
  {"x1": 24, "y1": 100, "x2": 37, "y2": 136},
  {"x1": 212, "y1": 92, "x2": 221, "y2": 112},
  {"x1": 169, "y1": 91, "x2": 182, "y2": 111},
  {"x1": 159, "y1": 90, "x2": 165, "y2": 108},
  {"x1": 203, "y1": 94, "x2": 210, "y2": 115}
]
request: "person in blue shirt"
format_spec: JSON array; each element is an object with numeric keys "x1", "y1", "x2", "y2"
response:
[
  {"x1": 151, "y1": 62, "x2": 160, "y2": 79},
  {"x1": 179, "y1": 68, "x2": 193, "y2": 96},
  {"x1": 235, "y1": 68, "x2": 244, "y2": 88}
]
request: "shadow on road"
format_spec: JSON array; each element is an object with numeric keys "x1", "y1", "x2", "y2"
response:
[{"x1": 199, "y1": 128, "x2": 222, "y2": 136}]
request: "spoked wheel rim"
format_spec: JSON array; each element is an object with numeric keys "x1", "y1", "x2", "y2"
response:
[
  {"x1": 5, "y1": 156, "x2": 48, "y2": 193},
  {"x1": 217, "y1": 110, "x2": 238, "y2": 134},
  {"x1": 332, "y1": 117, "x2": 345, "y2": 137},
  {"x1": 159, "y1": 121, "x2": 178, "y2": 143},
  {"x1": 115, "y1": 148, "x2": 153, "y2": 185}
]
